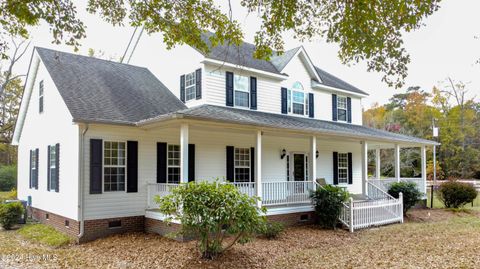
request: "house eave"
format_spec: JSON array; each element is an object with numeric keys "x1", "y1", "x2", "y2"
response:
[
  {"x1": 311, "y1": 80, "x2": 369, "y2": 98},
  {"x1": 202, "y1": 58, "x2": 289, "y2": 80}
]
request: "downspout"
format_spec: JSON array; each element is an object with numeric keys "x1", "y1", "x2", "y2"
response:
[{"x1": 78, "y1": 124, "x2": 89, "y2": 240}]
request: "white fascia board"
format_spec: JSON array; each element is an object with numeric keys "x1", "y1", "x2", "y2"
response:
[
  {"x1": 276, "y1": 46, "x2": 323, "y2": 84},
  {"x1": 311, "y1": 80, "x2": 369, "y2": 98},
  {"x1": 202, "y1": 58, "x2": 288, "y2": 80}
]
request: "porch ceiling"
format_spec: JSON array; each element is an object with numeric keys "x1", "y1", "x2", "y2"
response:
[{"x1": 138, "y1": 105, "x2": 438, "y2": 146}]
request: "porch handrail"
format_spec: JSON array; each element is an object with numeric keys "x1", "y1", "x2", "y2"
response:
[{"x1": 367, "y1": 181, "x2": 396, "y2": 200}]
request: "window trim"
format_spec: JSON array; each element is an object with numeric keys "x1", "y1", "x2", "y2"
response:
[
  {"x1": 337, "y1": 152, "x2": 349, "y2": 184},
  {"x1": 48, "y1": 144, "x2": 57, "y2": 192},
  {"x1": 234, "y1": 147, "x2": 250, "y2": 183},
  {"x1": 337, "y1": 95, "x2": 348, "y2": 122},
  {"x1": 184, "y1": 71, "x2": 196, "y2": 101},
  {"x1": 39, "y1": 80, "x2": 44, "y2": 113},
  {"x1": 102, "y1": 140, "x2": 127, "y2": 192},
  {"x1": 287, "y1": 82, "x2": 309, "y2": 116},
  {"x1": 30, "y1": 149, "x2": 37, "y2": 189},
  {"x1": 167, "y1": 144, "x2": 181, "y2": 184},
  {"x1": 233, "y1": 74, "x2": 250, "y2": 108}
]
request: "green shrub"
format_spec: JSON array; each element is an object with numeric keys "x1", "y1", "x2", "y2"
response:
[
  {"x1": 310, "y1": 185, "x2": 349, "y2": 229},
  {"x1": 0, "y1": 202, "x2": 24, "y2": 230},
  {"x1": 388, "y1": 181, "x2": 422, "y2": 215},
  {"x1": 18, "y1": 224, "x2": 71, "y2": 247},
  {"x1": 260, "y1": 222, "x2": 284, "y2": 239},
  {"x1": 156, "y1": 181, "x2": 266, "y2": 259},
  {"x1": 438, "y1": 181, "x2": 477, "y2": 208},
  {"x1": 0, "y1": 165, "x2": 16, "y2": 191}
]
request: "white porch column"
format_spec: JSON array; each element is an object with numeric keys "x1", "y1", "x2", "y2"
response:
[
  {"x1": 310, "y1": 136, "x2": 317, "y2": 185},
  {"x1": 394, "y1": 144, "x2": 401, "y2": 182},
  {"x1": 361, "y1": 141, "x2": 368, "y2": 196},
  {"x1": 421, "y1": 145, "x2": 427, "y2": 194},
  {"x1": 255, "y1": 130, "x2": 262, "y2": 207},
  {"x1": 180, "y1": 123, "x2": 189, "y2": 183},
  {"x1": 375, "y1": 148, "x2": 381, "y2": 179}
]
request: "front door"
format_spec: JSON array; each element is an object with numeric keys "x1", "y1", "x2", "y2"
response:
[{"x1": 292, "y1": 153, "x2": 306, "y2": 181}]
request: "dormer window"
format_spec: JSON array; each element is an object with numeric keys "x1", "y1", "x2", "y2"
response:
[
  {"x1": 39, "y1": 80, "x2": 44, "y2": 113},
  {"x1": 234, "y1": 75, "x2": 249, "y2": 108},
  {"x1": 287, "y1": 82, "x2": 308, "y2": 116},
  {"x1": 337, "y1": 96, "x2": 347, "y2": 122},
  {"x1": 185, "y1": 72, "x2": 196, "y2": 101}
]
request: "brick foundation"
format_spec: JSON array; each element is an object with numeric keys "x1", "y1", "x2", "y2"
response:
[
  {"x1": 81, "y1": 216, "x2": 145, "y2": 243},
  {"x1": 145, "y1": 217, "x2": 184, "y2": 240},
  {"x1": 266, "y1": 211, "x2": 316, "y2": 226},
  {"x1": 30, "y1": 207, "x2": 80, "y2": 238}
]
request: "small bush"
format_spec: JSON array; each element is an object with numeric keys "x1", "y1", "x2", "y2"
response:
[
  {"x1": 18, "y1": 224, "x2": 71, "y2": 247},
  {"x1": 388, "y1": 181, "x2": 422, "y2": 215},
  {"x1": 0, "y1": 165, "x2": 16, "y2": 191},
  {"x1": 260, "y1": 222, "x2": 284, "y2": 239},
  {"x1": 0, "y1": 202, "x2": 24, "y2": 230},
  {"x1": 438, "y1": 181, "x2": 477, "y2": 208},
  {"x1": 310, "y1": 185, "x2": 349, "y2": 229}
]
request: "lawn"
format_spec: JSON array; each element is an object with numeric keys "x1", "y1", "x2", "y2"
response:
[
  {"x1": 0, "y1": 191, "x2": 9, "y2": 202},
  {"x1": 1, "y1": 209, "x2": 480, "y2": 268},
  {"x1": 426, "y1": 188, "x2": 480, "y2": 209}
]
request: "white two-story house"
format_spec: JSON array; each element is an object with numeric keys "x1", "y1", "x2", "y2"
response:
[{"x1": 13, "y1": 35, "x2": 437, "y2": 242}]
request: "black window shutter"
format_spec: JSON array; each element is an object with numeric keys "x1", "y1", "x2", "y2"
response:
[
  {"x1": 347, "y1": 97, "x2": 352, "y2": 123},
  {"x1": 188, "y1": 144, "x2": 195, "y2": 182},
  {"x1": 180, "y1": 75, "x2": 185, "y2": 103},
  {"x1": 281, "y1": 87, "x2": 288, "y2": 114},
  {"x1": 195, "y1": 69, "x2": 202, "y2": 100},
  {"x1": 332, "y1": 94, "x2": 338, "y2": 121},
  {"x1": 90, "y1": 139, "x2": 103, "y2": 194},
  {"x1": 348, "y1": 152, "x2": 353, "y2": 184},
  {"x1": 226, "y1": 72, "x2": 234, "y2": 106},
  {"x1": 250, "y1": 77, "x2": 257, "y2": 110},
  {"x1": 226, "y1": 146, "x2": 234, "y2": 182},
  {"x1": 308, "y1": 93, "x2": 314, "y2": 118},
  {"x1": 47, "y1": 146, "x2": 51, "y2": 191},
  {"x1": 250, "y1": 147, "x2": 255, "y2": 183},
  {"x1": 333, "y1": 152, "x2": 338, "y2": 185},
  {"x1": 127, "y1": 141, "x2": 138, "y2": 193},
  {"x1": 35, "y1": 149, "x2": 39, "y2": 189},
  {"x1": 29, "y1": 150, "x2": 32, "y2": 189},
  {"x1": 157, "y1": 142, "x2": 167, "y2": 183},
  {"x1": 55, "y1": 143, "x2": 60, "y2": 192}
]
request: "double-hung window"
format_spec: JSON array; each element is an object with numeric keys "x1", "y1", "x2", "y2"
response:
[
  {"x1": 287, "y1": 82, "x2": 309, "y2": 116},
  {"x1": 30, "y1": 150, "x2": 37, "y2": 188},
  {"x1": 234, "y1": 148, "x2": 250, "y2": 182},
  {"x1": 337, "y1": 96, "x2": 347, "y2": 122},
  {"x1": 39, "y1": 80, "x2": 44, "y2": 113},
  {"x1": 49, "y1": 145, "x2": 57, "y2": 191},
  {"x1": 234, "y1": 75, "x2": 249, "y2": 108},
  {"x1": 104, "y1": 141, "x2": 126, "y2": 192},
  {"x1": 167, "y1": 145, "x2": 181, "y2": 183},
  {"x1": 338, "y1": 153, "x2": 349, "y2": 184},
  {"x1": 185, "y1": 72, "x2": 196, "y2": 101}
]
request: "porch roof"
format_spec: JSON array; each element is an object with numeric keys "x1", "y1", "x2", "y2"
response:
[{"x1": 138, "y1": 105, "x2": 439, "y2": 146}]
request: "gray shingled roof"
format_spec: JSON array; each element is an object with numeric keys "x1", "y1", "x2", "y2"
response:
[
  {"x1": 139, "y1": 105, "x2": 437, "y2": 145},
  {"x1": 270, "y1": 47, "x2": 301, "y2": 72},
  {"x1": 314, "y1": 66, "x2": 368, "y2": 95},
  {"x1": 36, "y1": 47, "x2": 186, "y2": 124}
]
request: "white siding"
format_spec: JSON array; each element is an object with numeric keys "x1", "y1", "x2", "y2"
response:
[
  {"x1": 83, "y1": 124, "x2": 364, "y2": 220},
  {"x1": 17, "y1": 54, "x2": 79, "y2": 220}
]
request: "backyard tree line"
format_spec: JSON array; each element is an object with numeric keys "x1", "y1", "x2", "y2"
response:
[{"x1": 363, "y1": 79, "x2": 480, "y2": 180}]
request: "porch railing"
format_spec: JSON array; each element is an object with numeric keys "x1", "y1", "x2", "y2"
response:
[
  {"x1": 368, "y1": 178, "x2": 426, "y2": 195},
  {"x1": 147, "y1": 183, "x2": 180, "y2": 209}
]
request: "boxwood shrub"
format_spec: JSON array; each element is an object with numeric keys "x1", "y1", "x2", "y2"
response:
[{"x1": 438, "y1": 181, "x2": 477, "y2": 208}]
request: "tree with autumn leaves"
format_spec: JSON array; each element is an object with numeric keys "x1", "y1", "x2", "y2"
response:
[{"x1": 364, "y1": 79, "x2": 480, "y2": 179}]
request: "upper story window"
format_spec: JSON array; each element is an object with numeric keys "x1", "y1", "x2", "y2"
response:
[
  {"x1": 338, "y1": 153, "x2": 349, "y2": 184},
  {"x1": 287, "y1": 82, "x2": 309, "y2": 116},
  {"x1": 49, "y1": 145, "x2": 57, "y2": 191},
  {"x1": 167, "y1": 144, "x2": 181, "y2": 183},
  {"x1": 185, "y1": 72, "x2": 196, "y2": 101},
  {"x1": 39, "y1": 80, "x2": 44, "y2": 113},
  {"x1": 234, "y1": 148, "x2": 250, "y2": 182},
  {"x1": 337, "y1": 96, "x2": 347, "y2": 122},
  {"x1": 234, "y1": 75, "x2": 250, "y2": 108},
  {"x1": 104, "y1": 141, "x2": 126, "y2": 192}
]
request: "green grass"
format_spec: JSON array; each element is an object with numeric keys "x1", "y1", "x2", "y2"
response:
[
  {"x1": 17, "y1": 224, "x2": 71, "y2": 248},
  {"x1": 0, "y1": 191, "x2": 9, "y2": 202},
  {"x1": 426, "y1": 189, "x2": 480, "y2": 209}
]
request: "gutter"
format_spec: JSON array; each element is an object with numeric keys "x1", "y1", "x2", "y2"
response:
[{"x1": 77, "y1": 124, "x2": 89, "y2": 240}]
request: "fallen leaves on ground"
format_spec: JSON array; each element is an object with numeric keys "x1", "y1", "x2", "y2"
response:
[{"x1": 1, "y1": 208, "x2": 480, "y2": 268}]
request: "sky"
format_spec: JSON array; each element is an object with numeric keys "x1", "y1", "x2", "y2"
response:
[{"x1": 10, "y1": 0, "x2": 480, "y2": 109}]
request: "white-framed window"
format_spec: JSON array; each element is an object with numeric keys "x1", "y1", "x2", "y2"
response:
[
  {"x1": 167, "y1": 144, "x2": 181, "y2": 184},
  {"x1": 30, "y1": 150, "x2": 37, "y2": 189},
  {"x1": 234, "y1": 148, "x2": 250, "y2": 182},
  {"x1": 185, "y1": 72, "x2": 196, "y2": 101},
  {"x1": 337, "y1": 96, "x2": 347, "y2": 122},
  {"x1": 39, "y1": 80, "x2": 44, "y2": 113},
  {"x1": 49, "y1": 145, "x2": 57, "y2": 191},
  {"x1": 234, "y1": 75, "x2": 249, "y2": 108},
  {"x1": 103, "y1": 141, "x2": 126, "y2": 192},
  {"x1": 287, "y1": 82, "x2": 309, "y2": 116},
  {"x1": 338, "y1": 153, "x2": 349, "y2": 184}
]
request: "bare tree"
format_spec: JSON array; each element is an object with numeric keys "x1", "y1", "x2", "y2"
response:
[{"x1": 0, "y1": 38, "x2": 30, "y2": 97}]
